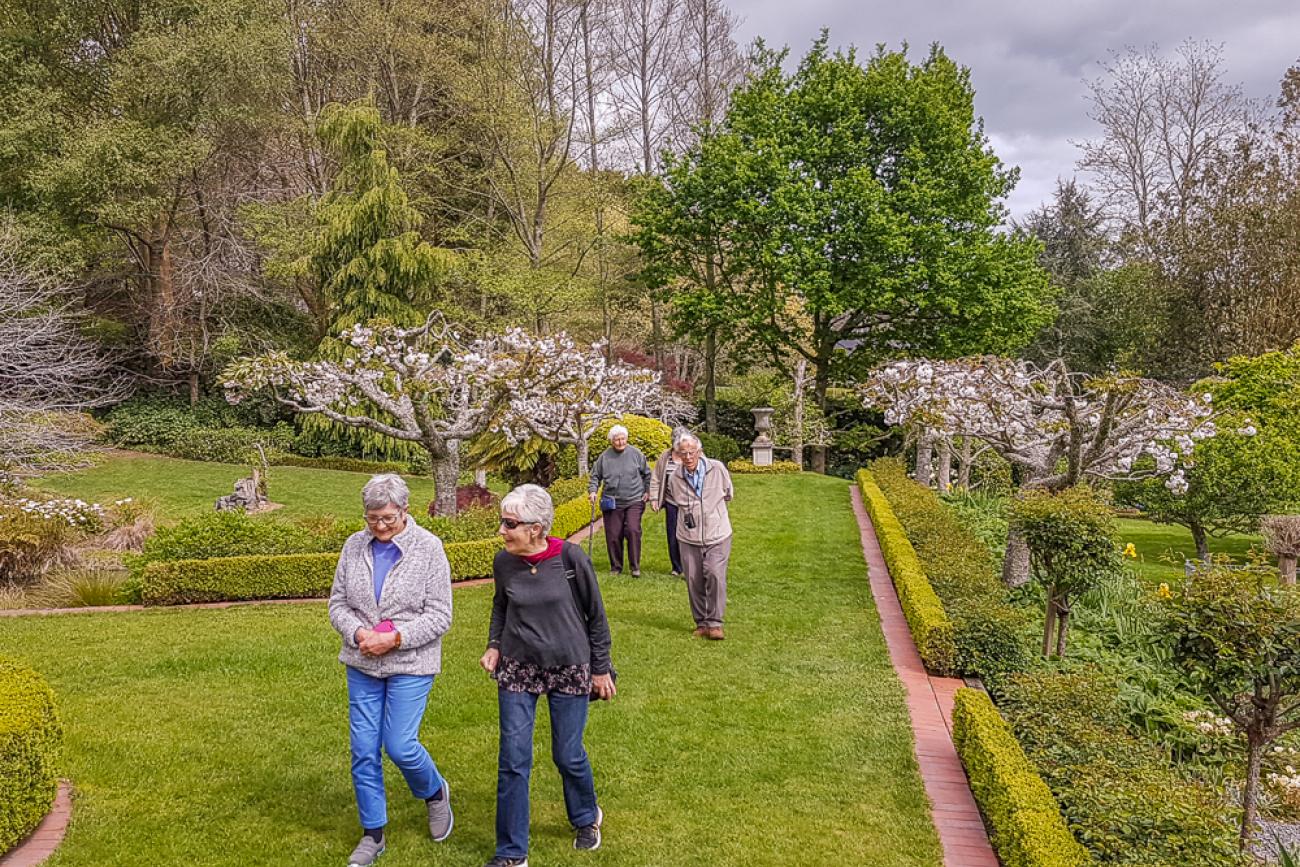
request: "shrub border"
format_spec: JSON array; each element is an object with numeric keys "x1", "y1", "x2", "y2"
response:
[
  {"x1": 0, "y1": 658, "x2": 62, "y2": 854},
  {"x1": 727, "y1": 458, "x2": 801, "y2": 474},
  {"x1": 855, "y1": 469, "x2": 956, "y2": 674},
  {"x1": 140, "y1": 493, "x2": 595, "y2": 606},
  {"x1": 952, "y1": 688, "x2": 1092, "y2": 867}
]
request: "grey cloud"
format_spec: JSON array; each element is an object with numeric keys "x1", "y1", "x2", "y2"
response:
[{"x1": 729, "y1": 0, "x2": 1299, "y2": 217}]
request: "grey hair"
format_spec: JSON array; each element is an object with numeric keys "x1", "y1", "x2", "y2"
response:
[
  {"x1": 671, "y1": 426, "x2": 692, "y2": 446},
  {"x1": 608, "y1": 424, "x2": 629, "y2": 442},
  {"x1": 362, "y1": 473, "x2": 410, "y2": 511},
  {"x1": 500, "y1": 484, "x2": 554, "y2": 533},
  {"x1": 676, "y1": 430, "x2": 701, "y2": 450}
]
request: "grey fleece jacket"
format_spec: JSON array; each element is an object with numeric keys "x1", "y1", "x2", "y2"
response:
[
  {"x1": 588, "y1": 445, "x2": 651, "y2": 507},
  {"x1": 328, "y1": 520, "x2": 453, "y2": 677}
]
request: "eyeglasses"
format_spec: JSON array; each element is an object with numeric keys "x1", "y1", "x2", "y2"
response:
[
  {"x1": 364, "y1": 513, "x2": 404, "y2": 527},
  {"x1": 500, "y1": 518, "x2": 539, "y2": 530}
]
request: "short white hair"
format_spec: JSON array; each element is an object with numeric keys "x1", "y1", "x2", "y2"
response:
[
  {"x1": 676, "y1": 431, "x2": 701, "y2": 450},
  {"x1": 608, "y1": 424, "x2": 629, "y2": 442},
  {"x1": 671, "y1": 426, "x2": 692, "y2": 446},
  {"x1": 362, "y1": 474, "x2": 410, "y2": 511},
  {"x1": 500, "y1": 484, "x2": 554, "y2": 533}
]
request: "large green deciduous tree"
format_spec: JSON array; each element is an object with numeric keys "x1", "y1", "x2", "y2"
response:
[{"x1": 633, "y1": 34, "x2": 1053, "y2": 470}]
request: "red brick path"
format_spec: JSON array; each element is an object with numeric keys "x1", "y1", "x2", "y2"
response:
[{"x1": 850, "y1": 486, "x2": 999, "y2": 867}]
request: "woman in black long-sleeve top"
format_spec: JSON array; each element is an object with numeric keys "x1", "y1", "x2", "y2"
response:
[{"x1": 479, "y1": 484, "x2": 614, "y2": 867}]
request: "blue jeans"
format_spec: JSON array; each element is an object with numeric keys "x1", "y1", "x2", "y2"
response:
[
  {"x1": 495, "y1": 689, "x2": 599, "y2": 858},
  {"x1": 346, "y1": 666, "x2": 446, "y2": 829}
]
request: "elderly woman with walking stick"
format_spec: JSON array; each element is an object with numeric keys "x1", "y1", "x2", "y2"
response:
[
  {"x1": 648, "y1": 427, "x2": 689, "y2": 577},
  {"x1": 587, "y1": 424, "x2": 651, "y2": 576}
]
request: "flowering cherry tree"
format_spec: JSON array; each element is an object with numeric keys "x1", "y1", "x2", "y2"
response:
[
  {"x1": 862, "y1": 356, "x2": 1223, "y2": 586},
  {"x1": 494, "y1": 334, "x2": 661, "y2": 477},
  {"x1": 223, "y1": 315, "x2": 627, "y2": 515}
]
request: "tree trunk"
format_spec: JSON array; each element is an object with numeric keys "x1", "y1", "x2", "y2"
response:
[
  {"x1": 810, "y1": 363, "x2": 829, "y2": 474},
  {"x1": 1190, "y1": 520, "x2": 1210, "y2": 562},
  {"x1": 576, "y1": 437, "x2": 591, "y2": 478},
  {"x1": 704, "y1": 329, "x2": 718, "y2": 433},
  {"x1": 1042, "y1": 589, "x2": 1058, "y2": 657},
  {"x1": 791, "y1": 358, "x2": 806, "y2": 470},
  {"x1": 188, "y1": 372, "x2": 200, "y2": 407},
  {"x1": 474, "y1": 468, "x2": 487, "y2": 488},
  {"x1": 1281, "y1": 554, "x2": 1298, "y2": 586},
  {"x1": 1242, "y1": 735, "x2": 1263, "y2": 850},
  {"x1": 430, "y1": 439, "x2": 461, "y2": 516},
  {"x1": 1055, "y1": 605, "x2": 1070, "y2": 658},
  {"x1": 1003, "y1": 524, "x2": 1032, "y2": 589},
  {"x1": 915, "y1": 434, "x2": 934, "y2": 488},
  {"x1": 936, "y1": 438, "x2": 952, "y2": 493},
  {"x1": 957, "y1": 437, "x2": 973, "y2": 489},
  {"x1": 650, "y1": 299, "x2": 664, "y2": 371}
]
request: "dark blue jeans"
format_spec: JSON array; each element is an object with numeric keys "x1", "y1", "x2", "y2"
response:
[
  {"x1": 664, "y1": 502, "x2": 683, "y2": 573},
  {"x1": 495, "y1": 688, "x2": 599, "y2": 859}
]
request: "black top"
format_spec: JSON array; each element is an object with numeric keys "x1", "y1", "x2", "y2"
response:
[{"x1": 487, "y1": 542, "x2": 612, "y2": 675}]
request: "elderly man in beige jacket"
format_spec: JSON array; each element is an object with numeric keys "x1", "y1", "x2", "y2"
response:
[{"x1": 664, "y1": 431, "x2": 735, "y2": 640}]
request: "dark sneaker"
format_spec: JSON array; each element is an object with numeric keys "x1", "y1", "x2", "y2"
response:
[
  {"x1": 483, "y1": 857, "x2": 529, "y2": 867},
  {"x1": 428, "y1": 782, "x2": 453, "y2": 842},
  {"x1": 574, "y1": 806, "x2": 603, "y2": 851},
  {"x1": 348, "y1": 834, "x2": 385, "y2": 867}
]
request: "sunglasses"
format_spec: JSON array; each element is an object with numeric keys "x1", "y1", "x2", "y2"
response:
[{"x1": 500, "y1": 518, "x2": 539, "y2": 530}]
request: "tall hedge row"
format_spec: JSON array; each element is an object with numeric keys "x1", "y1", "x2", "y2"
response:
[{"x1": 0, "y1": 658, "x2": 62, "y2": 854}]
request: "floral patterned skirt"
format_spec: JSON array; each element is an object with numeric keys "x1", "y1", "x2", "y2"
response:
[{"x1": 495, "y1": 655, "x2": 592, "y2": 696}]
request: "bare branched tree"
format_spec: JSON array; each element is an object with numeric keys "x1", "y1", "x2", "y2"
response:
[
  {"x1": 1077, "y1": 40, "x2": 1251, "y2": 250},
  {"x1": 0, "y1": 239, "x2": 129, "y2": 479}
]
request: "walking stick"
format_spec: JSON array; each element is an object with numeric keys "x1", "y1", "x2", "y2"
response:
[{"x1": 587, "y1": 496, "x2": 597, "y2": 562}]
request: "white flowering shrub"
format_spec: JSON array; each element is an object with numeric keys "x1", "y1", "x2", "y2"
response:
[{"x1": 0, "y1": 495, "x2": 113, "y2": 583}]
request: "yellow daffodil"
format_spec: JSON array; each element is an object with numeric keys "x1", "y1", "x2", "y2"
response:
[
  {"x1": 1157, "y1": 582, "x2": 1172, "y2": 600},
  {"x1": 1123, "y1": 543, "x2": 1138, "y2": 558}
]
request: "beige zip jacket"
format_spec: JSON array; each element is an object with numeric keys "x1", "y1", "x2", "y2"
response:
[{"x1": 665, "y1": 456, "x2": 734, "y2": 546}]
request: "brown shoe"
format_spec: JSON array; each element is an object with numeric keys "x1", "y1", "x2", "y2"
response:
[{"x1": 705, "y1": 627, "x2": 725, "y2": 641}]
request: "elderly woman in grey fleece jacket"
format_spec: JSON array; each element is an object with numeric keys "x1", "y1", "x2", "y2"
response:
[{"x1": 328, "y1": 474, "x2": 454, "y2": 867}]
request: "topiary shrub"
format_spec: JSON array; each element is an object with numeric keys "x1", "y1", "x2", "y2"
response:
[
  {"x1": 952, "y1": 688, "x2": 1091, "y2": 867},
  {"x1": 546, "y1": 477, "x2": 589, "y2": 504},
  {"x1": 728, "y1": 459, "x2": 801, "y2": 474},
  {"x1": 0, "y1": 658, "x2": 62, "y2": 854},
  {"x1": 127, "y1": 511, "x2": 349, "y2": 578},
  {"x1": 270, "y1": 455, "x2": 412, "y2": 474},
  {"x1": 697, "y1": 432, "x2": 741, "y2": 465}
]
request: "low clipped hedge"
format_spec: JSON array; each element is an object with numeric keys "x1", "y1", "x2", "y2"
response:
[
  {"x1": 140, "y1": 494, "x2": 593, "y2": 606},
  {"x1": 856, "y1": 469, "x2": 956, "y2": 674},
  {"x1": 728, "y1": 459, "x2": 801, "y2": 474},
  {"x1": 952, "y1": 689, "x2": 1091, "y2": 867},
  {"x1": 999, "y1": 671, "x2": 1240, "y2": 867},
  {"x1": 0, "y1": 659, "x2": 62, "y2": 854},
  {"x1": 868, "y1": 458, "x2": 1033, "y2": 684}
]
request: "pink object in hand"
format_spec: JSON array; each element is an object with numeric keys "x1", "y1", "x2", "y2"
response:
[{"x1": 374, "y1": 619, "x2": 395, "y2": 633}]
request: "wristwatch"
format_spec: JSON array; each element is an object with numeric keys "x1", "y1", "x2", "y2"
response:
[{"x1": 393, "y1": 631, "x2": 402, "y2": 648}]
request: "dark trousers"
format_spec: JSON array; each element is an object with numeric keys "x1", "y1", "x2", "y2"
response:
[
  {"x1": 664, "y1": 502, "x2": 683, "y2": 573},
  {"x1": 495, "y1": 689, "x2": 598, "y2": 858},
  {"x1": 602, "y1": 501, "x2": 644, "y2": 573}
]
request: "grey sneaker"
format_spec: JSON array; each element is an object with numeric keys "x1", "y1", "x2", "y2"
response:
[
  {"x1": 484, "y1": 857, "x2": 529, "y2": 867},
  {"x1": 347, "y1": 833, "x2": 385, "y2": 867},
  {"x1": 428, "y1": 782, "x2": 453, "y2": 842},
  {"x1": 574, "y1": 806, "x2": 603, "y2": 851}
]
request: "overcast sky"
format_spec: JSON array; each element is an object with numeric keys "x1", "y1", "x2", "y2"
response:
[{"x1": 728, "y1": 1, "x2": 1300, "y2": 222}]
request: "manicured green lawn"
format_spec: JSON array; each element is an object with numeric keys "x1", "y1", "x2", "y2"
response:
[
  {"x1": 1114, "y1": 517, "x2": 1264, "y2": 584},
  {"x1": 1, "y1": 474, "x2": 941, "y2": 867},
  {"x1": 33, "y1": 452, "x2": 441, "y2": 521}
]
